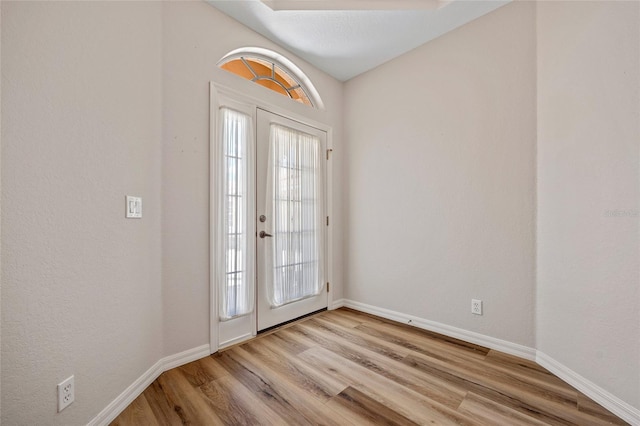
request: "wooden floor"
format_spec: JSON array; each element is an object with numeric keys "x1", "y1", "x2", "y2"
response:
[{"x1": 112, "y1": 308, "x2": 627, "y2": 425}]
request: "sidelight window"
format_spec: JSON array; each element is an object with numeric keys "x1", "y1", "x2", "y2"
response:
[{"x1": 218, "y1": 107, "x2": 255, "y2": 320}]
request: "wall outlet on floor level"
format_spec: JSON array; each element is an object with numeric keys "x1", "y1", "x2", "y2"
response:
[
  {"x1": 471, "y1": 299, "x2": 483, "y2": 315},
  {"x1": 57, "y1": 375, "x2": 74, "y2": 412}
]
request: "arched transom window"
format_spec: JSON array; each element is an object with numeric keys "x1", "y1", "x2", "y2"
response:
[{"x1": 218, "y1": 47, "x2": 323, "y2": 109}]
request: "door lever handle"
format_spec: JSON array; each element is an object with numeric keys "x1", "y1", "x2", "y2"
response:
[{"x1": 259, "y1": 231, "x2": 273, "y2": 238}]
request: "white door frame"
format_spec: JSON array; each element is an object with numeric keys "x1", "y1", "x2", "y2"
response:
[{"x1": 209, "y1": 82, "x2": 334, "y2": 353}]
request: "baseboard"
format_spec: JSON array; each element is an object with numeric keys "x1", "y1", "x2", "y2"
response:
[
  {"x1": 342, "y1": 299, "x2": 536, "y2": 361},
  {"x1": 160, "y1": 344, "x2": 212, "y2": 372},
  {"x1": 88, "y1": 344, "x2": 211, "y2": 426},
  {"x1": 536, "y1": 351, "x2": 640, "y2": 425},
  {"x1": 330, "y1": 298, "x2": 346, "y2": 309},
  {"x1": 87, "y1": 359, "x2": 164, "y2": 426}
]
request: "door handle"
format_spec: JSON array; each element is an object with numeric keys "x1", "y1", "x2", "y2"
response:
[{"x1": 259, "y1": 231, "x2": 273, "y2": 238}]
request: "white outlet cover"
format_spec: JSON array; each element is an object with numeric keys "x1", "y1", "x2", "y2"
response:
[
  {"x1": 57, "y1": 375, "x2": 74, "y2": 412},
  {"x1": 126, "y1": 196, "x2": 142, "y2": 219},
  {"x1": 472, "y1": 299, "x2": 483, "y2": 315}
]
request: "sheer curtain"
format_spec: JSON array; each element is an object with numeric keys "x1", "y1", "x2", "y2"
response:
[
  {"x1": 219, "y1": 107, "x2": 255, "y2": 320},
  {"x1": 265, "y1": 124, "x2": 325, "y2": 307}
]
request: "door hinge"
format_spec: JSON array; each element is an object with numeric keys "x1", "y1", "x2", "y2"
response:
[
  {"x1": 326, "y1": 148, "x2": 333, "y2": 160},
  {"x1": 326, "y1": 216, "x2": 329, "y2": 226},
  {"x1": 327, "y1": 282, "x2": 330, "y2": 293}
]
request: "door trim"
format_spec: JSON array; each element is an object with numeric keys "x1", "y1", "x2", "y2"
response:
[{"x1": 209, "y1": 82, "x2": 335, "y2": 353}]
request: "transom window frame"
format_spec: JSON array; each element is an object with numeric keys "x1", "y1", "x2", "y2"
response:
[{"x1": 218, "y1": 47, "x2": 325, "y2": 110}]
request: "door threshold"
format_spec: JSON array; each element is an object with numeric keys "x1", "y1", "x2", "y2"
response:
[{"x1": 258, "y1": 307, "x2": 327, "y2": 335}]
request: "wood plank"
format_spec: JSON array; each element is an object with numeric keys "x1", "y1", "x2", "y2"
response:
[
  {"x1": 355, "y1": 321, "x2": 489, "y2": 363},
  {"x1": 577, "y1": 392, "x2": 628, "y2": 425},
  {"x1": 273, "y1": 326, "x2": 322, "y2": 351},
  {"x1": 251, "y1": 335, "x2": 349, "y2": 398},
  {"x1": 402, "y1": 354, "x2": 613, "y2": 426},
  {"x1": 457, "y1": 392, "x2": 552, "y2": 426},
  {"x1": 352, "y1": 323, "x2": 581, "y2": 415},
  {"x1": 351, "y1": 311, "x2": 491, "y2": 357},
  {"x1": 294, "y1": 318, "x2": 467, "y2": 409},
  {"x1": 326, "y1": 386, "x2": 419, "y2": 426},
  {"x1": 156, "y1": 369, "x2": 225, "y2": 425},
  {"x1": 225, "y1": 345, "x2": 354, "y2": 425},
  {"x1": 333, "y1": 307, "x2": 385, "y2": 325},
  {"x1": 110, "y1": 394, "x2": 160, "y2": 426},
  {"x1": 299, "y1": 346, "x2": 479, "y2": 425},
  {"x1": 485, "y1": 348, "x2": 550, "y2": 374},
  {"x1": 141, "y1": 380, "x2": 184, "y2": 426},
  {"x1": 177, "y1": 355, "x2": 228, "y2": 387},
  {"x1": 198, "y1": 374, "x2": 283, "y2": 425},
  {"x1": 310, "y1": 315, "x2": 410, "y2": 361},
  {"x1": 261, "y1": 329, "x2": 311, "y2": 355},
  {"x1": 316, "y1": 309, "x2": 365, "y2": 328},
  {"x1": 214, "y1": 350, "x2": 317, "y2": 426},
  {"x1": 482, "y1": 350, "x2": 579, "y2": 401},
  {"x1": 350, "y1": 323, "x2": 576, "y2": 408}
]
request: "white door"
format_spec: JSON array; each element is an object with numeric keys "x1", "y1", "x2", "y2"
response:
[{"x1": 256, "y1": 109, "x2": 328, "y2": 331}]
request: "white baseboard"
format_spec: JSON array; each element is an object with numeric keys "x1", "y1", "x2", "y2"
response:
[
  {"x1": 88, "y1": 344, "x2": 211, "y2": 426},
  {"x1": 536, "y1": 351, "x2": 640, "y2": 425},
  {"x1": 161, "y1": 344, "x2": 212, "y2": 372},
  {"x1": 342, "y1": 299, "x2": 536, "y2": 361},
  {"x1": 330, "y1": 298, "x2": 346, "y2": 309}
]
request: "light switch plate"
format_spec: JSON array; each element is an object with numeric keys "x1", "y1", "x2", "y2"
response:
[{"x1": 126, "y1": 196, "x2": 142, "y2": 219}]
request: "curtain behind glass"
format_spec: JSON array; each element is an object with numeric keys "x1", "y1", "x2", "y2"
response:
[
  {"x1": 265, "y1": 124, "x2": 324, "y2": 307},
  {"x1": 219, "y1": 108, "x2": 254, "y2": 320}
]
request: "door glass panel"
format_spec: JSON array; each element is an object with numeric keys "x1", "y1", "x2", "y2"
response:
[{"x1": 265, "y1": 124, "x2": 324, "y2": 307}]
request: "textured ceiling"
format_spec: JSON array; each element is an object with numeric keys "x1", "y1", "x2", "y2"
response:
[{"x1": 207, "y1": 0, "x2": 509, "y2": 81}]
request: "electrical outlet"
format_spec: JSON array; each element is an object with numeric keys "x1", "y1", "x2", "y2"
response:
[
  {"x1": 57, "y1": 375, "x2": 74, "y2": 412},
  {"x1": 471, "y1": 299, "x2": 483, "y2": 315}
]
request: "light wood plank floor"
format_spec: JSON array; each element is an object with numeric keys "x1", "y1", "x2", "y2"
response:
[{"x1": 111, "y1": 308, "x2": 628, "y2": 425}]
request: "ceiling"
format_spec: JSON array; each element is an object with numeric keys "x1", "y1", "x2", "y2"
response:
[{"x1": 206, "y1": 0, "x2": 509, "y2": 81}]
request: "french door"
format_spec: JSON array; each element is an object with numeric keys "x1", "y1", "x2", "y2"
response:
[
  {"x1": 255, "y1": 109, "x2": 328, "y2": 331},
  {"x1": 214, "y1": 88, "x2": 331, "y2": 348}
]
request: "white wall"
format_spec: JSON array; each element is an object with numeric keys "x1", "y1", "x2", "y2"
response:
[
  {"x1": 537, "y1": 1, "x2": 640, "y2": 408},
  {"x1": 1, "y1": 2, "x2": 164, "y2": 424},
  {"x1": 161, "y1": 1, "x2": 344, "y2": 356},
  {"x1": 344, "y1": 2, "x2": 537, "y2": 347}
]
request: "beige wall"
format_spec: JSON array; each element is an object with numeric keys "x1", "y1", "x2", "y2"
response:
[
  {"x1": 344, "y1": 2, "x2": 537, "y2": 347},
  {"x1": 536, "y1": 1, "x2": 640, "y2": 408},
  {"x1": 1, "y1": 1, "x2": 163, "y2": 424},
  {"x1": 161, "y1": 1, "x2": 344, "y2": 356},
  {"x1": 1, "y1": 1, "x2": 344, "y2": 423}
]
